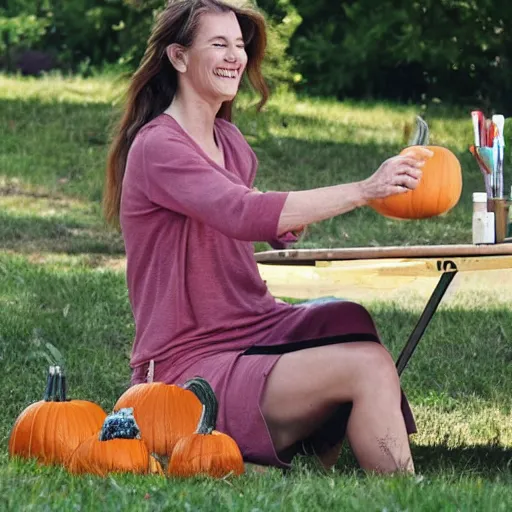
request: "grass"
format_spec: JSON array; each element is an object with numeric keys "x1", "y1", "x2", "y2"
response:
[{"x1": 1, "y1": 73, "x2": 512, "y2": 511}]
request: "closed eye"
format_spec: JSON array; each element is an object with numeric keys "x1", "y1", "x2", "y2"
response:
[{"x1": 212, "y1": 43, "x2": 245, "y2": 49}]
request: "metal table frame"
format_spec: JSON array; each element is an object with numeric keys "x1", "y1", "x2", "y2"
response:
[{"x1": 394, "y1": 270, "x2": 456, "y2": 375}]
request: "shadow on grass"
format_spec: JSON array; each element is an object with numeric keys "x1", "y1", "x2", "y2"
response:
[
  {"x1": 330, "y1": 442, "x2": 512, "y2": 479},
  {"x1": 412, "y1": 443, "x2": 512, "y2": 477},
  {"x1": 0, "y1": 211, "x2": 124, "y2": 255}
]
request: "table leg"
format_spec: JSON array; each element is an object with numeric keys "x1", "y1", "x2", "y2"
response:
[{"x1": 395, "y1": 271, "x2": 457, "y2": 376}]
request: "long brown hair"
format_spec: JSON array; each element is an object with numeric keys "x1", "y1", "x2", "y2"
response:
[{"x1": 104, "y1": 0, "x2": 269, "y2": 227}]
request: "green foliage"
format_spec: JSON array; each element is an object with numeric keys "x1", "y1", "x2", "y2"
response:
[
  {"x1": 0, "y1": 13, "x2": 50, "y2": 70},
  {"x1": 0, "y1": 14, "x2": 49, "y2": 51},
  {"x1": 37, "y1": 0, "x2": 145, "y2": 73},
  {"x1": 0, "y1": 0, "x2": 159, "y2": 74},
  {"x1": 4, "y1": 1, "x2": 512, "y2": 108},
  {"x1": 290, "y1": 0, "x2": 512, "y2": 111},
  {"x1": 257, "y1": 1, "x2": 301, "y2": 90},
  {"x1": 107, "y1": 0, "x2": 164, "y2": 70}
]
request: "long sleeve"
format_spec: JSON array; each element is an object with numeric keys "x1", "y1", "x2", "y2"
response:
[{"x1": 142, "y1": 126, "x2": 289, "y2": 242}]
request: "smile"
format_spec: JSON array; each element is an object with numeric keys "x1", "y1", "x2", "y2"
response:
[{"x1": 213, "y1": 68, "x2": 239, "y2": 79}]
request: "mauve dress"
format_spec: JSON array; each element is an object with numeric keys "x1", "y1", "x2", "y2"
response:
[{"x1": 120, "y1": 113, "x2": 416, "y2": 469}]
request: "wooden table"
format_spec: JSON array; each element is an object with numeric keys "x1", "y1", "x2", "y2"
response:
[{"x1": 255, "y1": 243, "x2": 512, "y2": 375}]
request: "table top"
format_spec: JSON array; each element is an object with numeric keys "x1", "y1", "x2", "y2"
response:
[{"x1": 255, "y1": 243, "x2": 512, "y2": 265}]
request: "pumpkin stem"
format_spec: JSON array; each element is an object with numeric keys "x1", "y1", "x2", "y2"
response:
[
  {"x1": 99, "y1": 408, "x2": 142, "y2": 441},
  {"x1": 50, "y1": 366, "x2": 59, "y2": 401},
  {"x1": 54, "y1": 366, "x2": 62, "y2": 402},
  {"x1": 184, "y1": 378, "x2": 218, "y2": 435},
  {"x1": 61, "y1": 370, "x2": 67, "y2": 402},
  {"x1": 43, "y1": 366, "x2": 55, "y2": 401},
  {"x1": 411, "y1": 115, "x2": 430, "y2": 146},
  {"x1": 54, "y1": 366, "x2": 68, "y2": 402},
  {"x1": 42, "y1": 366, "x2": 69, "y2": 402}
]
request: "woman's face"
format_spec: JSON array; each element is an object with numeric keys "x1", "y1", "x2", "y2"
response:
[{"x1": 180, "y1": 11, "x2": 248, "y2": 103}]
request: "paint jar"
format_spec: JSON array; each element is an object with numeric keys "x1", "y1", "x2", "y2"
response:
[
  {"x1": 490, "y1": 198, "x2": 508, "y2": 243},
  {"x1": 472, "y1": 192, "x2": 495, "y2": 244}
]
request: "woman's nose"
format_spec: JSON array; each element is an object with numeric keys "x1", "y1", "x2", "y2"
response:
[{"x1": 224, "y1": 46, "x2": 237, "y2": 62}]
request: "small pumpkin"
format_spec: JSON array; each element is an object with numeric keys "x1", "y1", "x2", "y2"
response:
[
  {"x1": 9, "y1": 366, "x2": 107, "y2": 466},
  {"x1": 369, "y1": 116, "x2": 462, "y2": 219},
  {"x1": 67, "y1": 408, "x2": 163, "y2": 476},
  {"x1": 114, "y1": 372, "x2": 202, "y2": 457},
  {"x1": 168, "y1": 378, "x2": 245, "y2": 478}
]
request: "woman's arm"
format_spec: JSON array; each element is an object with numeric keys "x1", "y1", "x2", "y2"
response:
[
  {"x1": 276, "y1": 149, "x2": 431, "y2": 235},
  {"x1": 142, "y1": 127, "x2": 431, "y2": 240}
]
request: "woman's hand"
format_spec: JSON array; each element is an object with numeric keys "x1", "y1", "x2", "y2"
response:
[{"x1": 359, "y1": 147, "x2": 433, "y2": 203}]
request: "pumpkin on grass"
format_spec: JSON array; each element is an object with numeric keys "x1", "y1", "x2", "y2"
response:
[
  {"x1": 114, "y1": 371, "x2": 202, "y2": 458},
  {"x1": 67, "y1": 408, "x2": 163, "y2": 476},
  {"x1": 9, "y1": 366, "x2": 107, "y2": 466},
  {"x1": 369, "y1": 116, "x2": 462, "y2": 220},
  {"x1": 168, "y1": 378, "x2": 245, "y2": 478}
]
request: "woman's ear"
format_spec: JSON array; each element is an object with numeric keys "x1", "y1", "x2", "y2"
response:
[{"x1": 166, "y1": 44, "x2": 188, "y2": 73}]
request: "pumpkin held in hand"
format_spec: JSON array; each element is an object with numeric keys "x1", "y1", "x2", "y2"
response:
[
  {"x1": 67, "y1": 408, "x2": 163, "y2": 476},
  {"x1": 168, "y1": 378, "x2": 245, "y2": 478},
  {"x1": 114, "y1": 379, "x2": 202, "y2": 458},
  {"x1": 369, "y1": 117, "x2": 462, "y2": 220},
  {"x1": 8, "y1": 366, "x2": 107, "y2": 466}
]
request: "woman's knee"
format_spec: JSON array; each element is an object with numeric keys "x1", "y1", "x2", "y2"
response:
[
  {"x1": 349, "y1": 341, "x2": 395, "y2": 369},
  {"x1": 308, "y1": 301, "x2": 378, "y2": 339},
  {"x1": 332, "y1": 342, "x2": 400, "y2": 397}
]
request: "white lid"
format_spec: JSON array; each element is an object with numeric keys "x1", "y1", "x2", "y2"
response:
[{"x1": 473, "y1": 192, "x2": 488, "y2": 202}]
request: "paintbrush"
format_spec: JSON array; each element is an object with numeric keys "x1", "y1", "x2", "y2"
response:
[{"x1": 492, "y1": 114, "x2": 505, "y2": 199}]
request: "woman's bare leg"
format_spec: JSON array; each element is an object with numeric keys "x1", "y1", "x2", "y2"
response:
[{"x1": 260, "y1": 342, "x2": 414, "y2": 474}]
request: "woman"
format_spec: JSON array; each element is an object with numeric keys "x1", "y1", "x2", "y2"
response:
[{"x1": 104, "y1": 0, "x2": 431, "y2": 474}]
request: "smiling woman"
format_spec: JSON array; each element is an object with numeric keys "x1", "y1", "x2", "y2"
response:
[
  {"x1": 104, "y1": 0, "x2": 267, "y2": 219},
  {"x1": 103, "y1": 0, "x2": 422, "y2": 475}
]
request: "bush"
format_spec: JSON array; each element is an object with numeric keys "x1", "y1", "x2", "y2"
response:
[
  {"x1": 6, "y1": 0, "x2": 511, "y2": 111},
  {"x1": 0, "y1": 1, "x2": 159, "y2": 74},
  {"x1": 254, "y1": 0, "x2": 300, "y2": 90},
  {"x1": 0, "y1": 13, "x2": 50, "y2": 71},
  {"x1": 290, "y1": 0, "x2": 512, "y2": 112}
]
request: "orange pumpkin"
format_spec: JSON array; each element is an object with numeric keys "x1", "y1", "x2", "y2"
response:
[
  {"x1": 369, "y1": 145, "x2": 462, "y2": 219},
  {"x1": 9, "y1": 366, "x2": 107, "y2": 466},
  {"x1": 114, "y1": 381, "x2": 202, "y2": 457},
  {"x1": 67, "y1": 408, "x2": 164, "y2": 476},
  {"x1": 168, "y1": 378, "x2": 245, "y2": 478}
]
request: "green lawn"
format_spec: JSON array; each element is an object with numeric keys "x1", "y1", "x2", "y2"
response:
[{"x1": 1, "y1": 74, "x2": 512, "y2": 511}]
